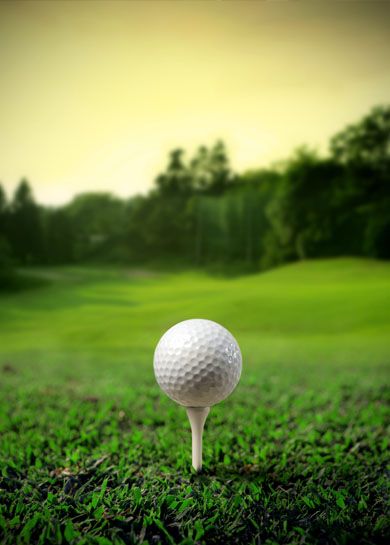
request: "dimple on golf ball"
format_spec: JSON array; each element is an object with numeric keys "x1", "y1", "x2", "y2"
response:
[{"x1": 153, "y1": 319, "x2": 242, "y2": 407}]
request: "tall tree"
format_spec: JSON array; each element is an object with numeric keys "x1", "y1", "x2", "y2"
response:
[
  {"x1": 189, "y1": 140, "x2": 234, "y2": 195},
  {"x1": 8, "y1": 179, "x2": 44, "y2": 264},
  {"x1": 237, "y1": 169, "x2": 282, "y2": 266},
  {"x1": 155, "y1": 149, "x2": 192, "y2": 196},
  {"x1": 188, "y1": 141, "x2": 234, "y2": 262},
  {"x1": 266, "y1": 148, "x2": 346, "y2": 261},
  {"x1": 207, "y1": 140, "x2": 234, "y2": 194},
  {"x1": 330, "y1": 105, "x2": 390, "y2": 258},
  {"x1": 0, "y1": 184, "x2": 16, "y2": 288},
  {"x1": 189, "y1": 146, "x2": 212, "y2": 192},
  {"x1": 330, "y1": 105, "x2": 390, "y2": 170}
]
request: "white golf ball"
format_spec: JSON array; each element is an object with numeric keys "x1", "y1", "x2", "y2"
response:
[{"x1": 154, "y1": 319, "x2": 242, "y2": 407}]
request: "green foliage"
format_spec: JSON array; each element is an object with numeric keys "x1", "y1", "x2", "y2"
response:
[
  {"x1": 0, "y1": 260, "x2": 389, "y2": 544},
  {"x1": 330, "y1": 105, "x2": 390, "y2": 169},
  {"x1": 0, "y1": 184, "x2": 15, "y2": 288},
  {"x1": 156, "y1": 149, "x2": 193, "y2": 197},
  {"x1": 65, "y1": 193, "x2": 127, "y2": 262},
  {"x1": 44, "y1": 208, "x2": 75, "y2": 264},
  {"x1": 154, "y1": 141, "x2": 233, "y2": 199},
  {"x1": 1, "y1": 106, "x2": 389, "y2": 270},
  {"x1": 126, "y1": 193, "x2": 192, "y2": 261},
  {"x1": 330, "y1": 105, "x2": 390, "y2": 260},
  {"x1": 266, "y1": 148, "x2": 349, "y2": 260},
  {"x1": 7, "y1": 180, "x2": 44, "y2": 265}
]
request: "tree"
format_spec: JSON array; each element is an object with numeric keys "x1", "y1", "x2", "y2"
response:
[
  {"x1": 331, "y1": 105, "x2": 390, "y2": 258},
  {"x1": 236, "y1": 169, "x2": 282, "y2": 266},
  {"x1": 266, "y1": 148, "x2": 347, "y2": 261},
  {"x1": 207, "y1": 140, "x2": 234, "y2": 194},
  {"x1": 330, "y1": 105, "x2": 390, "y2": 170},
  {"x1": 189, "y1": 146, "x2": 213, "y2": 192},
  {"x1": 155, "y1": 149, "x2": 192, "y2": 196},
  {"x1": 187, "y1": 141, "x2": 235, "y2": 262},
  {"x1": 44, "y1": 209, "x2": 74, "y2": 264},
  {"x1": 189, "y1": 140, "x2": 234, "y2": 195},
  {"x1": 0, "y1": 185, "x2": 16, "y2": 288},
  {"x1": 8, "y1": 179, "x2": 44, "y2": 264},
  {"x1": 65, "y1": 193, "x2": 126, "y2": 261}
]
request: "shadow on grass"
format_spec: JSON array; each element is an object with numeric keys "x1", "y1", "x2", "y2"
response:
[
  {"x1": 128, "y1": 256, "x2": 263, "y2": 278},
  {"x1": 0, "y1": 271, "x2": 50, "y2": 293},
  {"x1": 191, "y1": 463, "x2": 269, "y2": 482}
]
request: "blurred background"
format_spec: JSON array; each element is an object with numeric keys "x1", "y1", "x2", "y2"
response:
[{"x1": 0, "y1": 0, "x2": 389, "y2": 379}]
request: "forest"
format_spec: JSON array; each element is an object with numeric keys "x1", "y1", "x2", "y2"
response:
[{"x1": 0, "y1": 105, "x2": 389, "y2": 285}]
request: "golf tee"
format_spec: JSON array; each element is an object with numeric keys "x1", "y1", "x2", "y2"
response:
[{"x1": 186, "y1": 406, "x2": 210, "y2": 471}]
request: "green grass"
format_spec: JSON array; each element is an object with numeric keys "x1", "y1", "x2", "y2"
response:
[{"x1": 0, "y1": 258, "x2": 389, "y2": 544}]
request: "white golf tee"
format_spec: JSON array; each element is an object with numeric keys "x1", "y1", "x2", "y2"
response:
[{"x1": 186, "y1": 407, "x2": 210, "y2": 471}]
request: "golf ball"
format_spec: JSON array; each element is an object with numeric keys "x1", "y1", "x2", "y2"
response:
[{"x1": 154, "y1": 319, "x2": 242, "y2": 407}]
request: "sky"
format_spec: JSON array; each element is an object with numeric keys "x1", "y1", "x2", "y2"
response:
[{"x1": 0, "y1": 0, "x2": 389, "y2": 206}]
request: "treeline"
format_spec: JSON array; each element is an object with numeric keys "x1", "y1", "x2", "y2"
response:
[{"x1": 0, "y1": 105, "x2": 389, "y2": 283}]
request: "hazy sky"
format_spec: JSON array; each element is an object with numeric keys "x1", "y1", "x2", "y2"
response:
[{"x1": 1, "y1": 1, "x2": 389, "y2": 205}]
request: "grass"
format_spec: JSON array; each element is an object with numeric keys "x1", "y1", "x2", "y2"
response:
[{"x1": 0, "y1": 258, "x2": 389, "y2": 544}]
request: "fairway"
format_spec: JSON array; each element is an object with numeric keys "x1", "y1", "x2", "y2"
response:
[{"x1": 1, "y1": 258, "x2": 389, "y2": 544}]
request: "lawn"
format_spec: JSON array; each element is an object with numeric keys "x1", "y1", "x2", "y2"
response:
[{"x1": 0, "y1": 258, "x2": 389, "y2": 544}]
